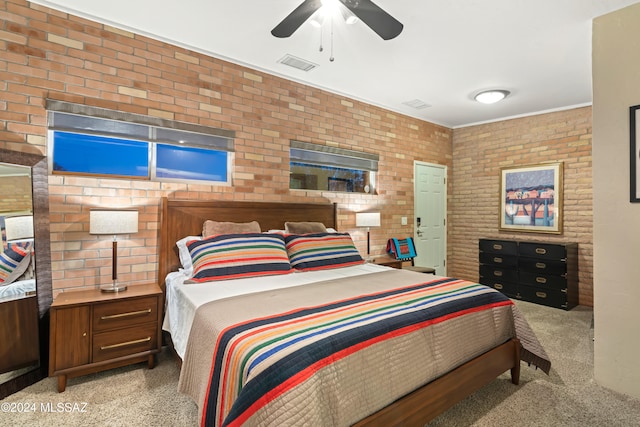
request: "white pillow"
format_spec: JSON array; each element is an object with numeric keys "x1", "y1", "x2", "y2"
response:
[
  {"x1": 176, "y1": 236, "x2": 202, "y2": 277},
  {"x1": 267, "y1": 229, "x2": 287, "y2": 234}
]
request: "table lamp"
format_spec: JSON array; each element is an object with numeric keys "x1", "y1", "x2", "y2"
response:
[
  {"x1": 355, "y1": 211, "x2": 380, "y2": 256},
  {"x1": 4, "y1": 215, "x2": 34, "y2": 242},
  {"x1": 90, "y1": 209, "x2": 138, "y2": 292}
]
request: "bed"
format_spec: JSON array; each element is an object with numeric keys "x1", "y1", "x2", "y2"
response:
[{"x1": 158, "y1": 198, "x2": 550, "y2": 427}]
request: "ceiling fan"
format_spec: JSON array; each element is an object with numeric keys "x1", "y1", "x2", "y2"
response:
[{"x1": 271, "y1": 0, "x2": 403, "y2": 40}]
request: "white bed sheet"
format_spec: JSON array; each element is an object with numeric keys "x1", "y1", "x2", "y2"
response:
[
  {"x1": 0, "y1": 279, "x2": 36, "y2": 302},
  {"x1": 162, "y1": 263, "x2": 394, "y2": 359}
]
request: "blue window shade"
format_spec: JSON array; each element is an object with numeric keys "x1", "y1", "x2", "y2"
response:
[
  {"x1": 52, "y1": 131, "x2": 149, "y2": 177},
  {"x1": 156, "y1": 144, "x2": 227, "y2": 182}
]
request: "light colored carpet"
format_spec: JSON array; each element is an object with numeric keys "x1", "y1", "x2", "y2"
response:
[{"x1": 2, "y1": 300, "x2": 639, "y2": 426}]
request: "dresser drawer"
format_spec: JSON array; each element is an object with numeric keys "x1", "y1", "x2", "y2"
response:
[
  {"x1": 93, "y1": 296, "x2": 159, "y2": 332},
  {"x1": 518, "y1": 242, "x2": 566, "y2": 260},
  {"x1": 479, "y1": 264, "x2": 518, "y2": 282},
  {"x1": 518, "y1": 257, "x2": 567, "y2": 275},
  {"x1": 518, "y1": 286, "x2": 568, "y2": 309},
  {"x1": 479, "y1": 239, "x2": 518, "y2": 256},
  {"x1": 92, "y1": 323, "x2": 158, "y2": 363},
  {"x1": 479, "y1": 252, "x2": 518, "y2": 268},
  {"x1": 519, "y1": 271, "x2": 567, "y2": 289},
  {"x1": 483, "y1": 279, "x2": 520, "y2": 299}
]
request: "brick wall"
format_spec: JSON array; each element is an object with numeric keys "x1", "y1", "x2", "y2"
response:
[
  {"x1": 2, "y1": 1, "x2": 594, "y2": 305},
  {"x1": 1, "y1": 0, "x2": 452, "y2": 295},
  {"x1": 0, "y1": 175, "x2": 31, "y2": 212},
  {"x1": 450, "y1": 107, "x2": 593, "y2": 306}
]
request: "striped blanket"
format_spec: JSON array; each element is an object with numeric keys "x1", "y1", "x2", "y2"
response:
[{"x1": 178, "y1": 269, "x2": 550, "y2": 427}]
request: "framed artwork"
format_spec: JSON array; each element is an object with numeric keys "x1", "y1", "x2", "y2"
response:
[
  {"x1": 499, "y1": 162, "x2": 563, "y2": 234},
  {"x1": 630, "y1": 105, "x2": 640, "y2": 202}
]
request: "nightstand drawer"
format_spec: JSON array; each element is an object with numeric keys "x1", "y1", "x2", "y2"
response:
[
  {"x1": 93, "y1": 296, "x2": 159, "y2": 332},
  {"x1": 93, "y1": 323, "x2": 158, "y2": 363}
]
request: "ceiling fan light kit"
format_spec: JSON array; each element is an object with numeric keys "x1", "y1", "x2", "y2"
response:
[
  {"x1": 340, "y1": 6, "x2": 359, "y2": 25},
  {"x1": 474, "y1": 89, "x2": 511, "y2": 104},
  {"x1": 272, "y1": 0, "x2": 403, "y2": 40}
]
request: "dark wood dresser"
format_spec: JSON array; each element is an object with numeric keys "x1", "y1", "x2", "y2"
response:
[{"x1": 479, "y1": 238, "x2": 578, "y2": 310}]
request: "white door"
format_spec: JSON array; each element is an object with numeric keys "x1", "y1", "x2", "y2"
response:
[{"x1": 414, "y1": 162, "x2": 447, "y2": 275}]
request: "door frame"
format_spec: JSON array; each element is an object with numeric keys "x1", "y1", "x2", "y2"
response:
[{"x1": 413, "y1": 161, "x2": 448, "y2": 276}]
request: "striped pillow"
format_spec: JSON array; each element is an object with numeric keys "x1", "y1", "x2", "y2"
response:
[
  {"x1": 187, "y1": 233, "x2": 292, "y2": 282},
  {"x1": 0, "y1": 244, "x2": 31, "y2": 286},
  {"x1": 285, "y1": 233, "x2": 364, "y2": 271}
]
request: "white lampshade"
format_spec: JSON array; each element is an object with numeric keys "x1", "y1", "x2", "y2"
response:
[
  {"x1": 355, "y1": 212, "x2": 381, "y2": 228},
  {"x1": 90, "y1": 210, "x2": 138, "y2": 235},
  {"x1": 5, "y1": 215, "x2": 34, "y2": 241}
]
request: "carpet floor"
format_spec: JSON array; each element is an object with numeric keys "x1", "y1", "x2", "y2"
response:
[{"x1": 1, "y1": 300, "x2": 639, "y2": 426}]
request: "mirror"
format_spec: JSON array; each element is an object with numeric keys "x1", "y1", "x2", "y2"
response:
[
  {"x1": 0, "y1": 148, "x2": 52, "y2": 399},
  {"x1": 0, "y1": 162, "x2": 38, "y2": 386}
]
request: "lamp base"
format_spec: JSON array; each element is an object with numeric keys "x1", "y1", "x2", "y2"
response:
[{"x1": 100, "y1": 282, "x2": 128, "y2": 293}]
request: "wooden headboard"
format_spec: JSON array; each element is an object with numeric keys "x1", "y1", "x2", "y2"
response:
[{"x1": 158, "y1": 198, "x2": 337, "y2": 291}]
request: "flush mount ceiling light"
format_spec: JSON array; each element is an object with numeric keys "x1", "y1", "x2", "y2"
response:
[{"x1": 474, "y1": 89, "x2": 511, "y2": 104}]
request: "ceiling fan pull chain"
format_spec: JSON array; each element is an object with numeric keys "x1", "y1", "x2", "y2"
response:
[
  {"x1": 319, "y1": 23, "x2": 324, "y2": 52},
  {"x1": 329, "y1": 17, "x2": 335, "y2": 62}
]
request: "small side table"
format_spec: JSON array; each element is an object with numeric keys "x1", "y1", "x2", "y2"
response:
[
  {"x1": 49, "y1": 283, "x2": 162, "y2": 392},
  {"x1": 372, "y1": 255, "x2": 403, "y2": 269}
]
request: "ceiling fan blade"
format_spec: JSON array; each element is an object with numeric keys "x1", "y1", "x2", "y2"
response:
[
  {"x1": 272, "y1": 0, "x2": 323, "y2": 38},
  {"x1": 341, "y1": 0, "x2": 403, "y2": 40}
]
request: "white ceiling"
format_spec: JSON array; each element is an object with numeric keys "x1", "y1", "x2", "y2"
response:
[{"x1": 32, "y1": 0, "x2": 640, "y2": 128}]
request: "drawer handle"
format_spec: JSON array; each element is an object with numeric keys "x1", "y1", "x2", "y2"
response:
[
  {"x1": 492, "y1": 244, "x2": 503, "y2": 250},
  {"x1": 493, "y1": 284, "x2": 503, "y2": 290},
  {"x1": 100, "y1": 337, "x2": 151, "y2": 350},
  {"x1": 535, "y1": 291, "x2": 547, "y2": 299},
  {"x1": 101, "y1": 309, "x2": 152, "y2": 320},
  {"x1": 535, "y1": 262, "x2": 546, "y2": 269},
  {"x1": 535, "y1": 248, "x2": 547, "y2": 255},
  {"x1": 536, "y1": 277, "x2": 547, "y2": 284},
  {"x1": 493, "y1": 270, "x2": 503, "y2": 277},
  {"x1": 493, "y1": 257, "x2": 503, "y2": 263}
]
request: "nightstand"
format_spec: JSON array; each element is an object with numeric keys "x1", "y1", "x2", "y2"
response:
[
  {"x1": 49, "y1": 283, "x2": 162, "y2": 392},
  {"x1": 372, "y1": 255, "x2": 403, "y2": 269}
]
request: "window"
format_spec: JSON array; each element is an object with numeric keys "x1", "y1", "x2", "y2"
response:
[
  {"x1": 155, "y1": 143, "x2": 228, "y2": 182},
  {"x1": 53, "y1": 132, "x2": 149, "y2": 178},
  {"x1": 47, "y1": 100, "x2": 234, "y2": 184},
  {"x1": 289, "y1": 141, "x2": 378, "y2": 194}
]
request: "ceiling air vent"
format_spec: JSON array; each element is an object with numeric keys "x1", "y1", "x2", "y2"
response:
[
  {"x1": 277, "y1": 54, "x2": 318, "y2": 72},
  {"x1": 402, "y1": 99, "x2": 431, "y2": 109}
]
